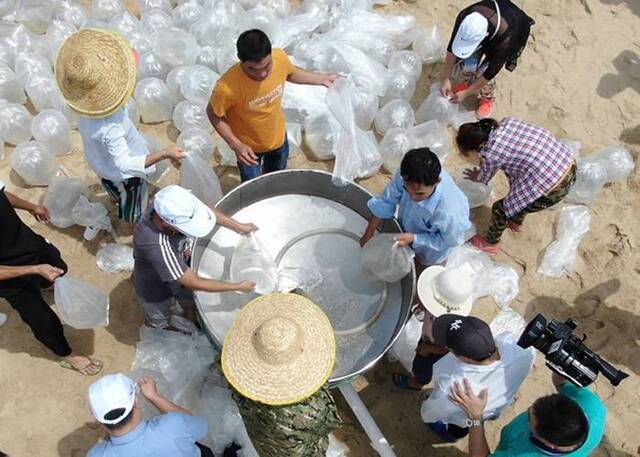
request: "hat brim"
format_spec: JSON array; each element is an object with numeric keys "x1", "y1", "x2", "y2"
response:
[
  {"x1": 417, "y1": 266, "x2": 473, "y2": 317},
  {"x1": 171, "y1": 197, "x2": 217, "y2": 238},
  {"x1": 451, "y1": 35, "x2": 482, "y2": 60}
]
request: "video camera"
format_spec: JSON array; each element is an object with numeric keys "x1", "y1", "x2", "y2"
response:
[{"x1": 517, "y1": 314, "x2": 628, "y2": 387}]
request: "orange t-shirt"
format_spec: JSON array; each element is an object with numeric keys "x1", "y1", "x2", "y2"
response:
[{"x1": 210, "y1": 49, "x2": 295, "y2": 153}]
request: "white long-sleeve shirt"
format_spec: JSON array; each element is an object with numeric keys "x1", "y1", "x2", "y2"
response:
[
  {"x1": 78, "y1": 106, "x2": 151, "y2": 182},
  {"x1": 421, "y1": 332, "x2": 535, "y2": 427}
]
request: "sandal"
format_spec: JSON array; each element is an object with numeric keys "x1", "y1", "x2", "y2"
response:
[
  {"x1": 392, "y1": 372, "x2": 423, "y2": 391},
  {"x1": 470, "y1": 235, "x2": 500, "y2": 255},
  {"x1": 60, "y1": 356, "x2": 104, "y2": 376}
]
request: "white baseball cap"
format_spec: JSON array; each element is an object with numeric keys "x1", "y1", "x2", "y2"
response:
[
  {"x1": 88, "y1": 373, "x2": 137, "y2": 425},
  {"x1": 154, "y1": 185, "x2": 217, "y2": 238},
  {"x1": 452, "y1": 12, "x2": 489, "y2": 59}
]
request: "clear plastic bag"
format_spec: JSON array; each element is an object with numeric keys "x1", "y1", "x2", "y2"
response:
[
  {"x1": 387, "y1": 313, "x2": 421, "y2": 372},
  {"x1": 388, "y1": 50, "x2": 422, "y2": 81},
  {"x1": 213, "y1": 134, "x2": 237, "y2": 166},
  {"x1": 0, "y1": 103, "x2": 32, "y2": 145},
  {"x1": 285, "y1": 122, "x2": 302, "y2": 157},
  {"x1": 55, "y1": 0, "x2": 86, "y2": 29},
  {"x1": 379, "y1": 127, "x2": 415, "y2": 174},
  {"x1": 0, "y1": 41, "x2": 14, "y2": 69},
  {"x1": 16, "y1": 0, "x2": 56, "y2": 34},
  {"x1": 272, "y1": 3, "x2": 327, "y2": 50},
  {"x1": 374, "y1": 100, "x2": 415, "y2": 136},
  {"x1": 50, "y1": 87, "x2": 79, "y2": 130},
  {"x1": 108, "y1": 11, "x2": 140, "y2": 38},
  {"x1": 10, "y1": 140, "x2": 56, "y2": 186},
  {"x1": 351, "y1": 84, "x2": 378, "y2": 130},
  {"x1": 413, "y1": 25, "x2": 445, "y2": 64},
  {"x1": 0, "y1": 0, "x2": 15, "y2": 17},
  {"x1": 25, "y1": 72, "x2": 57, "y2": 112},
  {"x1": 54, "y1": 276, "x2": 110, "y2": 329},
  {"x1": 455, "y1": 174, "x2": 492, "y2": 209},
  {"x1": 330, "y1": 43, "x2": 388, "y2": 96},
  {"x1": 165, "y1": 65, "x2": 188, "y2": 103},
  {"x1": 125, "y1": 98, "x2": 140, "y2": 127},
  {"x1": 138, "y1": 0, "x2": 172, "y2": 13},
  {"x1": 240, "y1": 4, "x2": 278, "y2": 42},
  {"x1": 134, "y1": 77, "x2": 174, "y2": 123},
  {"x1": 0, "y1": 63, "x2": 26, "y2": 104},
  {"x1": 490, "y1": 308, "x2": 527, "y2": 337},
  {"x1": 91, "y1": 0, "x2": 124, "y2": 21},
  {"x1": 195, "y1": 45, "x2": 218, "y2": 71},
  {"x1": 361, "y1": 233, "x2": 413, "y2": 282},
  {"x1": 590, "y1": 145, "x2": 635, "y2": 183},
  {"x1": 96, "y1": 243, "x2": 135, "y2": 273},
  {"x1": 172, "y1": 0, "x2": 203, "y2": 30},
  {"x1": 141, "y1": 7, "x2": 172, "y2": 36},
  {"x1": 230, "y1": 233, "x2": 279, "y2": 295},
  {"x1": 565, "y1": 159, "x2": 607, "y2": 205},
  {"x1": 45, "y1": 19, "x2": 75, "y2": 61},
  {"x1": 138, "y1": 52, "x2": 172, "y2": 81},
  {"x1": 381, "y1": 71, "x2": 416, "y2": 105},
  {"x1": 304, "y1": 112, "x2": 339, "y2": 160},
  {"x1": 337, "y1": 10, "x2": 415, "y2": 50},
  {"x1": 215, "y1": 45, "x2": 239, "y2": 75},
  {"x1": 31, "y1": 109, "x2": 72, "y2": 156},
  {"x1": 327, "y1": 77, "x2": 382, "y2": 184},
  {"x1": 411, "y1": 120, "x2": 451, "y2": 163},
  {"x1": 179, "y1": 152, "x2": 223, "y2": 207},
  {"x1": 559, "y1": 138, "x2": 582, "y2": 158},
  {"x1": 179, "y1": 64, "x2": 219, "y2": 105},
  {"x1": 415, "y1": 89, "x2": 456, "y2": 125},
  {"x1": 282, "y1": 82, "x2": 328, "y2": 125},
  {"x1": 172, "y1": 100, "x2": 212, "y2": 133},
  {"x1": 72, "y1": 195, "x2": 114, "y2": 239},
  {"x1": 154, "y1": 27, "x2": 200, "y2": 67},
  {"x1": 129, "y1": 31, "x2": 153, "y2": 55},
  {"x1": 189, "y1": 4, "x2": 239, "y2": 49},
  {"x1": 43, "y1": 177, "x2": 88, "y2": 228},
  {"x1": 14, "y1": 52, "x2": 50, "y2": 84},
  {"x1": 177, "y1": 127, "x2": 214, "y2": 160},
  {"x1": 538, "y1": 205, "x2": 591, "y2": 278}
]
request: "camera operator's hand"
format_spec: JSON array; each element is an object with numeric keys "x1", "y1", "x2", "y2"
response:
[
  {"x1": 449, "y1": 378, "x2": 488, "y2": 421},
  {"x1": 552, "y1": 372, "x2": 570, "y2": 391}
]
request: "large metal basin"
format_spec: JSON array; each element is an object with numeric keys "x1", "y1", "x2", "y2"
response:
[{"x1": 192, "y1": 169, "x2": 415, "y2": 384}]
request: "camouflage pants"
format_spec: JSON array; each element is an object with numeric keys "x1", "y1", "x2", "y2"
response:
[
  {"x1": 455, "y1": 54, "x2": 496, "y2": 100},
  {"x1": 235, "y1": 387, "x2": 342, "y2": 457}
]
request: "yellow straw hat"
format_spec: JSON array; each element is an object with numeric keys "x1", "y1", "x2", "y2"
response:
[
  {"x1": 222, "y1": 293, "x2": 336, "y2": 406},
  {"x1": 54, "y1": 28, "x2": 137, "y2": 118}
]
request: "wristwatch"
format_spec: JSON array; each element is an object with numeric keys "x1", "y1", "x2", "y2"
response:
[{"x1": 465, "y1": 418, "x2": 483, "y2": 427}]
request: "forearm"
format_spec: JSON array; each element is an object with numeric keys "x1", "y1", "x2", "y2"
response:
[
  {"x1": 468, "y1": 423, "x2": 491, "y2": 457},
  {"x1": 442, "y1": 52, "x2": 457, "y2": 80},
  {"x1": 287, "y1": 67, "x2": 325, "y2": 86},
  {"x1": 210, "y1": 207, "x2": 241, "y2": 232},
  {"x1": 5, "y1": 191, "x2": 37, "y2": 212},
  {"x1": 0, "y1": 265, "x2": 38, "y2": 281},
  {"x1": 144, "y1": 149, "x2": 168, "y2": 168},
  {"x1": 179, "y1": 270, "x2": 242, "y2": 293},
  {"x1": 146, "y1": 392, "x2": 191, "y2": 415},
  {"x1": 208, "y1": 106, "x2": 243, "y2": 150},
  {"x1": 364, "y1": 217, "x2": 383, "y2": 237}
]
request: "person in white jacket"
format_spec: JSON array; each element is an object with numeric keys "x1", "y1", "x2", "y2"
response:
[{"x1": 421, "y1": 314, "x2": 535, "y2": 442}]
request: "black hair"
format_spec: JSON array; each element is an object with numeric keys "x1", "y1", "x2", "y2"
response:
[
  {"x1": 456, "y1": 118, "x2": 499, "y2": 152},
  {"x1": 102, "y1": 408, "x2": 135, "y2": 431},
  {"x1": 236, "y1": 29, "x2": 272, "y2": 63},
  {"x1": 532, "y1": 394, "x2": 589, "y2": 447},
  {"x1": 400, "y1": 148, "x2": 441, "y2": 186}
]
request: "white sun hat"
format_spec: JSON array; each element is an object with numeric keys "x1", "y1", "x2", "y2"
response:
[
  {"x1": 417, "y1": 264, "x2": 474, "y2": 317},
  {"x1": 154, "y1": 185, "x2": 216, "y2": 238},
  {"x1": 452, "y1": 12, "x2": 489, "y2": 59}
]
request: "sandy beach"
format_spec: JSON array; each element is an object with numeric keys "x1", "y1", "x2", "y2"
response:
[{"x1": 0, "y1": 0, "x2": 639, "y2": 456}]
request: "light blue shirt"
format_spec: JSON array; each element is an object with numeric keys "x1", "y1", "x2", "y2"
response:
[
  {"x1": 87, "y1": 412, "x2": 208, "y2": 457},
  {"x1": 78, "y1": 106, "x2": 151, "y2": 182},
  {"x1": 367, "y1": 170, "x2": 471, "y2": 265}
]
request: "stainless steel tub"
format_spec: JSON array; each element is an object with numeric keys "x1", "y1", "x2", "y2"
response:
[{"x1": 192, "y1": 169, "x2": 415, "y2": 384}]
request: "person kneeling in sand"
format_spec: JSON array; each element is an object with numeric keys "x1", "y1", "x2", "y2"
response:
[
  {"x1": 221, "y1": 293, "x2": 342, "y2": 457},
  {"x1": 87, "y1": 373, "x2": 215, "y2": 456},
  {"x1": 133, "y1": 185, "x2": 256, "y2": 332},
  {"x1": 457, "y1": 118, "x2": 576, "y2": 254},
  {"x1": 360, "y1": 148, "x2": 471, "y2": 270}
]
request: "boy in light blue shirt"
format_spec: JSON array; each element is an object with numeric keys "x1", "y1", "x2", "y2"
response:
[{"x1": 360, "y1": 148, "x2": 471, "y2": 266}]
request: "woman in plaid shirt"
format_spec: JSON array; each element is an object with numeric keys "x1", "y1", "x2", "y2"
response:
[{"x1": 456, "y1": 118, "x2": 577, "y2": 254}]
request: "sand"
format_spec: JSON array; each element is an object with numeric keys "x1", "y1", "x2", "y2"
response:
[{"x1": 1, "y1": 0, "x2": 639, "y2": 455}]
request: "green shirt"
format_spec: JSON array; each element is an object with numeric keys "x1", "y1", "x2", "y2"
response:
[{"x1": 491, "y1": 383, "x2": 607, "y2": 456}]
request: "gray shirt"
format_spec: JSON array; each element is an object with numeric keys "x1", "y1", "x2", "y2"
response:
[{"x1": 133, "y1": 215, "x2": 191, "y2": 302}]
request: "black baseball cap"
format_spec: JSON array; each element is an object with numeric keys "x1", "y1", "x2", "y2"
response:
[{"x1": 433, "y1": 315, "x2": 496, "y2": 361}]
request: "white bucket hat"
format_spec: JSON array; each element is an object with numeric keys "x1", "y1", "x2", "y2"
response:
[
  {"x1": 452, "y1": 12, "x2": 489, "y2": 59},
  {"x1": 417, "y1": 264, "x2": 473, "y2": 317},
  {"x1": 88, "y1": 373, "x2": 137, "y2": 424},
  {"x1": 154, "y1": 185, "x2": 216, "y2": 238}
]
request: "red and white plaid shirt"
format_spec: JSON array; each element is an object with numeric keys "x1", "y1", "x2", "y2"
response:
[{"x1": 479, "y1": 118, "x2": 573, "y2": 217}]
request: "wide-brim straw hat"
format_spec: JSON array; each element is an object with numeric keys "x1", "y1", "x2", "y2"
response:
[
  {"x1": 417, "y1": 265, "x2": 473, "y2": 317},
  {"x1": 222, "y1": 293, "x2": 336, "y2": 406},
  {"x1": 55, "y1": 28, "x2": 137, "y2": 118}
]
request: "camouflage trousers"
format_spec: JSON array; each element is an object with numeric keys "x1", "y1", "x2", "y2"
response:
[
  {"x1": 455, "y1": 54, "x2": 496, "y2": 100},
  {"x1": 235, "y1": 386, "x2": 342, "y2": 457}
]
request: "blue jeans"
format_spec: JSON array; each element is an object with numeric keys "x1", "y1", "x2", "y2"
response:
[{"x1": 238, "y1": 136, "x2": 289, "y2": 182}]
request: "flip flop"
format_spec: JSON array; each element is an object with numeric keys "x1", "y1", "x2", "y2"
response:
[
  {"x1": 60, "y1": 357, "x2": 104, "y2": 376},
  {"x1": 470, "y1": 235, "x2": 500, "y2": 255},
  {"x1": 392, "y1": 372, "x2": 423, "y2": 391}
]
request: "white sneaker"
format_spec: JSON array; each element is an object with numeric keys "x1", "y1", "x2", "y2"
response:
[{"x1": 0, "y1": 313, "x2": 7, "y2": 327}]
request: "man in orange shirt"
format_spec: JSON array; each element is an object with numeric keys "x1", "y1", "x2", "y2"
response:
[{"x1": 208, "y1": 29, "x2": 339, "y2": 182}]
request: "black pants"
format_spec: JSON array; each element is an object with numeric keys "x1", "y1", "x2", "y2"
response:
[
  {"x1": 0, "y1": 241, "x2": 71, "y2": 357},
  {"x1": 196, "y1": 442, "x2": 214, "y2": 457}
]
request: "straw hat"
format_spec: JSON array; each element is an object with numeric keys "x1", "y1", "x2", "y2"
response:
[
  {"x1": 417, "y1": 264, "x2": 474, "y2": 317},
  {"x1": 222, "y1": 293, "x2": 336, "y2": 406},
  {"x1": 55, "y1": 28, "x2": 137, "y2": 118}
]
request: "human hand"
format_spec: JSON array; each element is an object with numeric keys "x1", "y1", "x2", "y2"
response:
[
  {"x1": 451, "y1": 89, "x2": 469, "y2": 104},
  {"x1": 440, "y1": 78, "x2": 453, "y2": 99},
  {"x1": 138, "y1": 376, "x2": 159, "y2": 400},
  {"x1": 236, "y1": 280, "x2": 256, "y2": 293},
  {"x1": 449, "y1": 378, "x2": 488, "y2": 420},
  {"x1": 30, "y1": 205, "x2": 51, "y2": 223},
  {"x1": 321, "y1": 73, "x2": 341, "y2": 87},
  {"x1": 463, "y1": 167, "x2": 481, "y2": 182},
  {"x1": 234, "y1": 143, "x2": 258, "y2": 166},
  {"x1": 163, "y1": 145, "x2": 188, "y2": 165},
  {"x1": 359, "y1": 231, "x2": 374, "y2": 247},
  {"x1": 235, "y1": 222, "x2": 258, "y2": 235},
  {"x1": 394, "y1": 233, "x2": 414, "y2": 247},
  {"x1": 36, "y1": 264, "x2": 64, "y2": 282}
]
